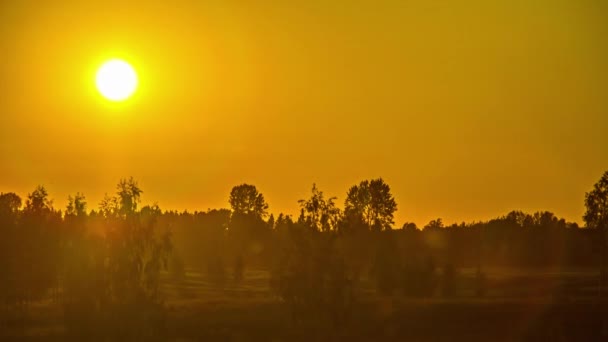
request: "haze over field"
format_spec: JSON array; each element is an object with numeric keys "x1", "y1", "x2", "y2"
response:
[{"x1": 1, "y1": 0, "x2": 607, "y2": 225}]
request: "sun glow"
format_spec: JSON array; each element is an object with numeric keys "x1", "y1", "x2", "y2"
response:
[{"x1": 95, "y1": 59, "x2": 138, "y2": 101}]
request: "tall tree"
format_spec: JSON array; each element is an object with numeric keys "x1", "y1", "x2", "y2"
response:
[
  {"x1": 19, "y1": 186, "x2": 61, "y2": 303},
  {"x1": 229, "y1": 184, "x2": 269, "y2": 219},
  {"x1": 24, "y1": 185, "x2": 53, "y2": 214},
  {"x1": 228, "y1": 184, "x2": 270, "y2": 265},
  {"x1": 584, "y1": 171, "x2": 608, "y2": 296},
  {"x1": 344, "y1": 178, "x2": 397, "y2": 231},
  {"x1": 96, "y1": 179, "x2": 171, "y2": 337},
  {"x1": 116, "y1": 177, "x2": 143, "y2": 217},
  {"x1": 0, "y1": 193, "x2": 22, "y2": 307},
  {"x1": 66, "y1": 193, "x2": 87, "y2": 218},
  {"x1": 298, "y1": 183, "x2": 341, "y2": 232},
  {"x1": 0, "y1": 192, "x2": 22, "y2": 215},
  {"x1": 584, "y1": 171, "x2": 608, "y2": 230},
  {"x1": 99, "y1": 193, "x2": 119, "y2": 218},
  {"x1": 97, "y1": 177, "x2": 142, "y2": 219}
]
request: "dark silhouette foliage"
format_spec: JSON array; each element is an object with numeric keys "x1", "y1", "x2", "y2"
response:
[
  {"x1": 584, "y1": 171, "x2": 608, "y2": 296},
  {"x1": 0, "y1": 173, "x2": 607, "y2": 340},
  {"x1": 271, "y1": 224, "x2": 353, "y2": 327},
  {"x1": 298, "y1": 183, "x2": 341, "y2": 232},
  {"x1": 61, "y1": 179, "x2": 171, "y2": 339},
  {"x1": 229, "y1": 184, "x2": 269, "y2": 219},
  {"x1": 345, "y1": 178, "x2": 397, "y2": 231}
]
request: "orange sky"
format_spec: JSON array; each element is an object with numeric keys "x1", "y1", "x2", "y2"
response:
[{"x1": 1, "y1": 0, "x2": 607, "y2": 226}]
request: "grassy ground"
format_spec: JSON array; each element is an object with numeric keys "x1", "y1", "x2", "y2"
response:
[{"x1": 2, "y1": 267, "x2": 607, "y2": 341}]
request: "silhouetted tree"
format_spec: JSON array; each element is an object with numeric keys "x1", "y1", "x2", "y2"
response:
[
  {"x1": 298, "y1": 183, "x2": 341, "y2": 232},
  {"x1": 66, "y1": 179, "x2": 173, "y2": 339},
  {"x1": 267, "y1": 213, "x2": 275, "y2": 230},
  {"x1": 12, "y1": 186, "x2": 62, "y2": 308},
  {"x1": 0, "y1": 192, "x2": 21, "y2": 215},
  {"x1": 0, "y1": 176, "x2": 603, "y2": 338},
  {"x1": 227, "y1": 184, "x2": 271, "y2": 266},
  {"x1": 505, "y1": 210, "x2": 529, "y2": 227},
  {"x1": 401, "y1": 222, "x2": 418, "y2": 231},
  {"x1": 0, "y1": 193, "x2": 22, "y2": 310},
  {"x1": 65, "y1": 192, "x2": 87, "y2": 218},
  {"x1": 584, "y1": 171, "x2": 608, "y2": 296},
  {"x1": 117, "y1": 177, "x2": 143, "y2": 217},
  {"x1": 229, "y1": 184, "x2": 269, "y2": 219},
  {"x1": 344, "y1": 178, "x2": 397, "y2": 231},
  {"x1": 24, "y1": 185, "x2": 53, "y2": 213},
  {"x1": 424, "y1": 218, "x2": 444, "y2": 231},
  {"x1": 99, "y1": 193, "x2": 119, "y2": 218}
]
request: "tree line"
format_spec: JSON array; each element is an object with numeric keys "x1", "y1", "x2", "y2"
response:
[{"x1": 1, "y1": 171, "x2": 608, "y2": 335}]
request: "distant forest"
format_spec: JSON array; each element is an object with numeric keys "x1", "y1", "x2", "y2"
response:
[{"x1": 1, "y1": 171, "x2": 607, "y2": 338}]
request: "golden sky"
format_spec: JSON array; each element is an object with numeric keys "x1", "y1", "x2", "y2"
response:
[{"x1": 1, "y1": 0, "x2": 607, "y2": 226}]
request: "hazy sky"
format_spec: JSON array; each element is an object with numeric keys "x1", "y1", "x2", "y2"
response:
[{"x1": 1, "y1": 0, "x2": 607, "y2": 226}]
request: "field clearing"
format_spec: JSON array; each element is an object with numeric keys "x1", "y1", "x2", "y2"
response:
[
  {"x1": 162, "y1": 266, "x2": 602, "y2": 305},
  {"x1": 158, "y1": 267, "x2": 608, "y2": 340},
  {"x1": 2, "y1": 267, "x2": 607, "y2": 340}
]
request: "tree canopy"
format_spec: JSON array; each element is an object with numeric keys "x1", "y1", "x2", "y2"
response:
[
  {"x1": 229, "y1": 183, "x2": 269, "y2": 218},
  {"x1": 344, "y1": 178, "x2": 397, "y2": 231}
]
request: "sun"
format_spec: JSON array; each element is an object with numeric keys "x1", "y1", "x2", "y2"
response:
[{"x1": 95, "y1": 59, "x2": 138, "y2": 101}]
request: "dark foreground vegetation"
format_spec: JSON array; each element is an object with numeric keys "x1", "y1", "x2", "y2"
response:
[{"x1": 1, "y1": 171, "x2": 608, "y2": 340}]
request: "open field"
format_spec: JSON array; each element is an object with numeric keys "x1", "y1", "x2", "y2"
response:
[
  {"x1": 2, "y1": 267, "x2": 608, "y2": 341},
  {"x1": 165, "y1": 266, "x2": 603, "y2": 300}
]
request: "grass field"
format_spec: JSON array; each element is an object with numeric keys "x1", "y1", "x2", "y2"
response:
[{"x1": 2, "y1": 267, "x2": 608, "y2": 341}]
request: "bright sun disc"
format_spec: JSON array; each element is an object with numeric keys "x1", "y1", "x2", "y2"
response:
[{"x1": 95, "y1": 59, "x2": 138, "y2": 101}]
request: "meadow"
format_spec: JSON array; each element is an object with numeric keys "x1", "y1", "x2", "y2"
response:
[{"x1": 3, "y1": 266, "x2": 606, "y2": 341}]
